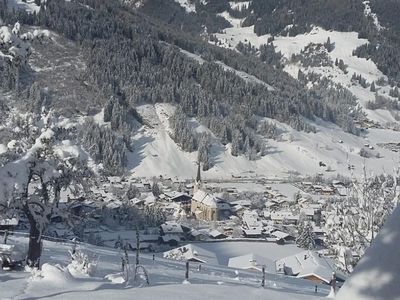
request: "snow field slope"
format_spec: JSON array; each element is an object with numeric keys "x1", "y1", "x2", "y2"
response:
[{"x1": 125, "y1": 103, "x2": 400, "y2": 180}]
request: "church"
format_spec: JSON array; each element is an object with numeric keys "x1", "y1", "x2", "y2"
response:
[{"x1": 190, "y1": 164, "x2": 220, "y2": 221}]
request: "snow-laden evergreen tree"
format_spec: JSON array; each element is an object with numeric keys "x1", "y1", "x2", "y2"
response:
[
  {"x1": 151, "y1": 179, "x2": 161, "y2": 197},
  {"x1": 296, "y1": 221, "x2": 316, "y2": 250},
  {"x1": 197, "y1": 132, "x2": 211, "y2": 171},
  {"x1": 324, "y1": 37, "x2": 335, "y2": 52}
]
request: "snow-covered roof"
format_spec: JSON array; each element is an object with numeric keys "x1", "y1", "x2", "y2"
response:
[
  {"x1": 271, "y1": 230, "x2": 290, "y2": 240},
  {"x1": 276, "y1": 251, "x2": 344, "y2": 284},
  {"x1": 164, "y1": 191, "x2": 185, "y2": 199},
  {"x1": 160, "y1": 222, "x2": 184, "y2": 234},
  {"x1": 192, "y1": 190, "x2": 217, "y2": 208},
  {"x1": 243, "y1": 227, "x2": 263, "y2": 236},
  {"x1": 228, "y1": 253, "x2": 273, "y2": 271},
  {"x1": 208, "y1": 229, "x2": 225, "y2": 238},
  {"x1": 270, "y1": 211, "x2": 299, "y2": 221},
  {"x1": 163, "y1": 244, "x2": 219, "y2": 265}
]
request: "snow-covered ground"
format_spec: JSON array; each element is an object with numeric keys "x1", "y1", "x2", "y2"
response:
[{"x1": 0, "y1": 237, "x2": 330, "y2": 299}]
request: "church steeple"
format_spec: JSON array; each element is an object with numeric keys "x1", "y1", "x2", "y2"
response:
[{"x1": 194, "y1": 162, "x2": 201, "y2": 193}]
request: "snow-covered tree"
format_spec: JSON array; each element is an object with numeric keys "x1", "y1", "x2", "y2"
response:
[
  {"x1": 325, "y1": 167, "x2": 399, "y2": 271},
  {"x1": 197, "y1": 132, "x2": 211, "y2": 171},
  {"x1": 151, "y1": 179, "x2": 161, "y2": 197},
  {"x1": 0, "y1": 116, "x2": 93, "y2": 268},
  {"x1": 296, "y1": 221, "x2": 316, "y2": 250}
]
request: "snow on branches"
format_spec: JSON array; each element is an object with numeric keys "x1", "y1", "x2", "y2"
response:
[
  {"x1": 0, "y1": 22, "x2": 50, "y2": 64},
  {"x1": 325, "y1": 166, "x2": 399, "y2": 272},
  {"x1": 0, "y1": 111, "x2": 94, "y2": 267}
]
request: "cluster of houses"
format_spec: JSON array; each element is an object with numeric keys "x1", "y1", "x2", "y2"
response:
[
  {"x1": 0, "y1": 164, "x2": 350, "y2": 251},
  {"x1": 163, "y1": 242, "x2": 347, "y2": 285}
]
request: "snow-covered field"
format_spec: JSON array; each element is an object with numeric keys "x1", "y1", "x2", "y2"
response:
[{"x1": 0, "y1": 237, "x2": 329, "y2": 299}]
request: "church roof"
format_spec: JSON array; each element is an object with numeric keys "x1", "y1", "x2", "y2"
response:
[{"x1": 193, "y1": 189, "x2": 218, "y2": 208}]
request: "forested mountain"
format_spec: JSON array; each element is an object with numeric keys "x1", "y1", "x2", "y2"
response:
[{"x1": 0, "y1": 0, "x2": 399, "y2": 177}]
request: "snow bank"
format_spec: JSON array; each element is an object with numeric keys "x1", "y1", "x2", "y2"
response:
[
  {"x1": 38, "y1": 263, "x2": 74, "y2": 285},
  {"x1": 105, "y1": 273, "x2": 126, "y2": 284}
]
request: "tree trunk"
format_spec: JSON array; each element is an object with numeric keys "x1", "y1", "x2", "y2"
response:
[{"x1": 25, "y1": 207, "x2": 42, "y2": 269}]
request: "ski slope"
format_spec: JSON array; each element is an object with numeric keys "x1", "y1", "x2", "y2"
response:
[{"x1": 0, "y1": 237, "x2": 330, "y2": 299}]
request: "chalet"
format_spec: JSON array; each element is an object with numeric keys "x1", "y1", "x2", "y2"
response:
[
  {"x1": 163, "y1": 244, "x2": 219, "y2": 265},
  {"x1": 270, "y1": 211, "x2": 299, "y2": 225},
  {"x1": 159, "y1": 235, "x2": 180, "y2": 246},
  {"x1": 160, "y1": 221, "x2": 184, "y2": 237},
  {"x1": 322, "y1": 186, "x2": 335, "y2": 195},
  {"x1": 208, "y1": 229, "x2": 227, "y2": 239},
  {"x1": 242, "y1": 226, "x2": 263, "y2": 238},
  {"x1": 312, "y1": 185, "x2": 323, "y2": 193},
  {"x1": 276, "y1": 251, "x2": 346, "y2": 284},
  {"x1": 276, "y1": 198, "x2": 291, "y2": 210},
  {"x1": 230, "y1": 199, "x2": 252, "y2": 208},
  {"x1": 242, "y1": 210, "x2": 260, "y2": 227},
  {"x1": 228, "y1": 253, "x2": 272, "y2": 272},
  {"x1": 271, "y1": 230, "x2": 295, "y2": 243},
  {"x1": 301, "y1": 207, "x2": 322, "y2": 223},
  {"x1": 188, "y1": 229, "x2": 209, "y2": 241},
  {"x1": 164, "y1": 191, "x2": 192, "y2": 204}
]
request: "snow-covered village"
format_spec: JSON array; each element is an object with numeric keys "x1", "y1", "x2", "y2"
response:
[{"x1": 1, "y1": 0, "x2": 400, "y2": 299}]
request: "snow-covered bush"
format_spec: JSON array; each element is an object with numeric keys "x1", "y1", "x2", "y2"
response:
[{"x1": 68, "y1": 250, "x2": 98, "y2": 277}]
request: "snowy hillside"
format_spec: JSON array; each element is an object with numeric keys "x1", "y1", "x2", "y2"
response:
[
  {"x1": 125, "y1": 103, "x2": 400, "y2": 180},
  {"x1": 214, "y1": 8, "x2": 394, "y2": 124}
]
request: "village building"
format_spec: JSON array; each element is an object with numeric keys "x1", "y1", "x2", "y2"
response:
[
  {"x1": 275, "y1": 251, "x2": 346, "y2": 284},
  {"x1": 163, "y1": 244, "x2": 219, "y2": 265},
  {"x1": 228, "y1": 253, "x2": 273, "y2": 271}
]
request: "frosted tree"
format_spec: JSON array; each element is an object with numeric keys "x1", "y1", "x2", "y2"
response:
[
  {"x1": 0, "y1": 117, "x2": 93, "y2": 268},
  {"x1": 197, "y1": 132, "x2": 211, "y2": 171},
  {"x1": 296, "y1": 221, "x2": 316, "y2": 250},
  {"x1": 325, "y1": 167, "x2": 399, "y2": 271},
  {"x1": 151, "y1": 179, "x2": 161, "y2": 197}
]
